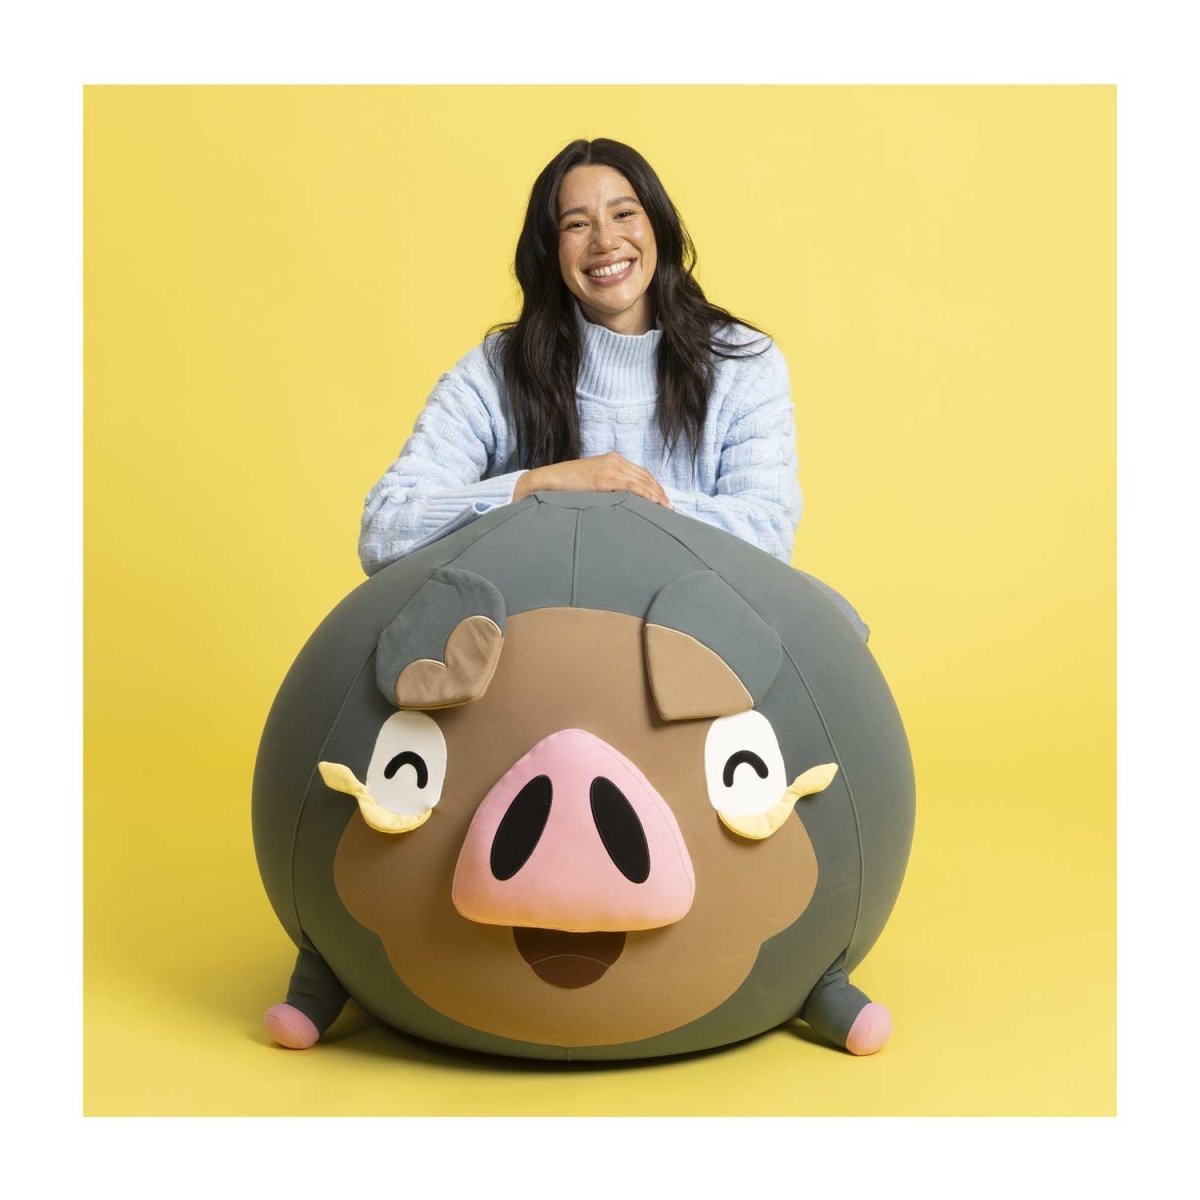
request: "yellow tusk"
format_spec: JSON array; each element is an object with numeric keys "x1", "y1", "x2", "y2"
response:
[
  {"x1": 785, "y1": 761, "x2": 839, "y2": 801},
  {"x1": 317, "y1": 760, "x2": 363, "y2": 795},
  {"x1": 718, "y1": 762, "x2": 839, "y2": 841},
  {"x1": 317, "y1": 761, "x2": 433, "y2": 835}
]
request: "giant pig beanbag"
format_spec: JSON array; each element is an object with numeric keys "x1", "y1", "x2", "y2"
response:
[{"x1": 252, "y1": 491, "x2": 915, "y2": 1060}]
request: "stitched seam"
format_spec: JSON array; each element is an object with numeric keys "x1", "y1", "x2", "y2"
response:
[
  {"x1": 570, "y1": 510, "x2": 582, "y2": 607},
  {"x1": 285, "y1": 653, "x2": 374, "y2": 942},
  {"x1": 617, "y1": 499, "x2": 867, "y2": 950}
]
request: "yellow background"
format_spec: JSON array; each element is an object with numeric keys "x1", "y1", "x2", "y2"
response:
[{"x1": 84, "y1": 86, "x2": 1114, "y2": 1115}]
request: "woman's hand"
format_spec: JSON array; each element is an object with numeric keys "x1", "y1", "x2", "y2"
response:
[{"x1": 513, "y1": 452, "x2": 674, "y2": 509}]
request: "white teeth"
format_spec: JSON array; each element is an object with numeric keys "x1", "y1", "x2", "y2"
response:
[{"x1": 587, "y1": 260, "x2": 633, "y2": 278}]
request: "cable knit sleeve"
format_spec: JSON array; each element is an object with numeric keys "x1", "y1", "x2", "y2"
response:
[
  {"x1": 358, "y1": 344, "x2": 526, "y2": 575},
  {"x1": 663, "y1": 342, "x2": 803, "y2": 563}
]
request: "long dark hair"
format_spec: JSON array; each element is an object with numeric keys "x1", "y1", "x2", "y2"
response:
[{"x1": 484, "y1": 138, "x2": 773, "y2": 471}]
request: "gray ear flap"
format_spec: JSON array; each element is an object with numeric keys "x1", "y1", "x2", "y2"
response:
[
  {"x1": 644, "y1": 570, "x2": 783, "y2": 721},
  {"x1": 376, "y1": 566, "x2": 506, "y2": 710}
]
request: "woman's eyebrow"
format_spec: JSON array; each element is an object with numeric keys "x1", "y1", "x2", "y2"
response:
[{"x1": 558, "y1": 195, "x2": 641, "y2": 220}]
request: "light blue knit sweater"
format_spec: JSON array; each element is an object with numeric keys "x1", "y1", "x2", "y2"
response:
[{"x1": 359, "y1": 300, "x2": 803, "y2": 574}]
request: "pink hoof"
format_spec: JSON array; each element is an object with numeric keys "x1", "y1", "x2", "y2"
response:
[
  {"x1": 845, "y1": 1002, "x2": 892, "y2": 1056},
  {"x1": 264, "y1": 1002, "x2": 320, "y2": 1050}
]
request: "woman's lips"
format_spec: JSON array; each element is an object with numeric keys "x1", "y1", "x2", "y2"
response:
[
  {"x1": 584, "y1": 259, "x2": 635, "y2": 286},
  {"x1": 512, "y1": 927, "x2": 627, "y2": 988}
]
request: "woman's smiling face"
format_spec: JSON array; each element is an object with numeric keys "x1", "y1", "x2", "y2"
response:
[{"x1": 557, "y1": 165, "x2": 658, "y2": 335}]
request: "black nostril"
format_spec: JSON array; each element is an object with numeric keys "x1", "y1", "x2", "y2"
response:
[
  {"x1": 590, "y1": 777, "x2": 650, "y2": 884},
  {"x1": 490, "y1": 775, "x2": 552, "y2": 881}
]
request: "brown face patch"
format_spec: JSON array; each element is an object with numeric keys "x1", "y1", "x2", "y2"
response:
[{"x1": 334, "y1": 607, "x2": 818, "y2": 1048}]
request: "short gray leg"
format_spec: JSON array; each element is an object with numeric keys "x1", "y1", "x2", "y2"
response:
[
  {"x1": 800, "y1": 953, "x2": 892, "y2": 1055},
  {"x1": 263, "y1": 938, "x2": 349, "y2": 1049}
]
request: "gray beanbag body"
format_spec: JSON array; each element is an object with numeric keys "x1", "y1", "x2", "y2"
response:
[{"x1": 253, "y1": 491, "x2": 915, "y2": 1060}]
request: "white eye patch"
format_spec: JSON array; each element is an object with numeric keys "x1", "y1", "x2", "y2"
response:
[
  {"x1": 365, "y1": 710, "x2": 447, "y2": 817},
  {"x1": 705, "y1": 711, "x2": 787, "y2": 815},
  {"x1": 705, "y1": 711, "x2": 837, "y2": 840},
  {"x1": 319, "y1": 710, "x2": 447, "y2": 835}
]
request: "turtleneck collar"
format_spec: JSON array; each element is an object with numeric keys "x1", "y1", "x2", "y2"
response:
[{"x1": 572, "y1": 299, "x2": 662, "y2": 399}]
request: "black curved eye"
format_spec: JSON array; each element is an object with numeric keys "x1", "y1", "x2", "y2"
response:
[
  {"x1": 722, "y1": 750, "x2": 769, "y2": 788},
  {"x1": 590, "y1": 777, "x2": 650, "y2": 884},
  {"x1": 384, "y1": 751, "x2": 429, "y2": 789},
  {"x1": 491, "y1": 775, "x2": 553, "y2": 881}
]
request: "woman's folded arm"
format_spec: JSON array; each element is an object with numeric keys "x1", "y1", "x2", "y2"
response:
[{"x1": 359, "y1": 370, "x2": 526, "y2": 575}]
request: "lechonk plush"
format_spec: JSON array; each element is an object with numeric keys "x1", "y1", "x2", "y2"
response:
[{"x1": 253, "y1": 491, "x2": 915, "y2": 1060}]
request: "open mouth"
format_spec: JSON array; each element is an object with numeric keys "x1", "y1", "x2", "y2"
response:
[
  {"x1": 512, "y1": 927, "x2": 627, "y2": 988},
  {"x1": 584, "y1": 259, "x2": 634, "y2": 284}
]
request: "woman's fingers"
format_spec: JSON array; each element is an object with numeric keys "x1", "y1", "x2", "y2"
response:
[
  {"x1": 626, "y1": 474, "x2": 672, "y2": 509},
  {"x1": 530, "y1": 454, "x2": 672, "y2": 509},
  {"x1": 643, "y1": 472, "x2": 673, "y2": 509},
  {"x1": 627, "y1": 480, "x2": 663, "y2": 505},
  {"x1": 625, "y1": 462, "x2": 672, "y2": 509},
  {"x1": 612, "y1": 459, "x2": 671, "y2": 509}
]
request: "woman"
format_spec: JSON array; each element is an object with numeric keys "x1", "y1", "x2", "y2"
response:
[{"x1": 359, "y1": 137, "x2": 801, "y2": 573}]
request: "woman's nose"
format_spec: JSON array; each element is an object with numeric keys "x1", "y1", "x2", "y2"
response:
[{"x1": 589, "y1": 220, "x2": 618, "y2": 249}]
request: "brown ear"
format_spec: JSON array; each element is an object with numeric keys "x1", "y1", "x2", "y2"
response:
[
  {"x1": 643, "y1": 570, "x2": 783, "y2": 721},
  {"x1": 376, "y1": 566, "x2": 506, "y2": 709},
  {"x1": 644, "y1": 626, "x2": 753, "y2": 719},
  {"x1": 394, "y1": 615, "x2": 503, "y2": 709}
]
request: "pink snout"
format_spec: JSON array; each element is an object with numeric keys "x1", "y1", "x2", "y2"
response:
[{"x1": 452, "y1": 729, "x2": 696, "y2": 932}]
